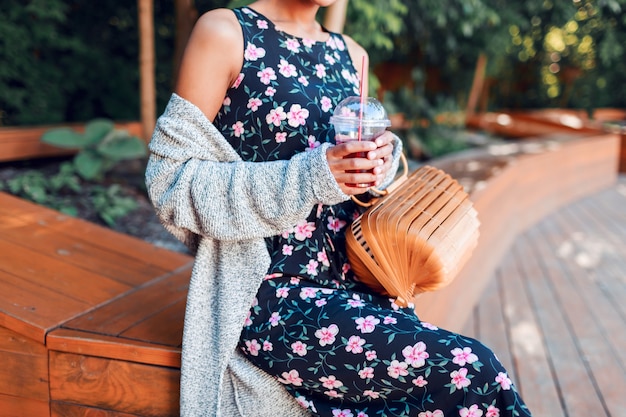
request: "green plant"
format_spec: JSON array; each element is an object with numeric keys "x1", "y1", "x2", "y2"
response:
[
  {"x1": 41, "y1": 119, "x2": 147, "y2": 181},
  {"x1": 90, "y1": 184, "x2": 139, "y2": 227}
]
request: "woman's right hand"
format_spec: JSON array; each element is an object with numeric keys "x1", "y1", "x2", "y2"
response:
[{"x1": 326, "y1": 136, "x2": 391, "y2": 195}]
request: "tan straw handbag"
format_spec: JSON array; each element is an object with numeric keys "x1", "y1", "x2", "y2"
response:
[{"x1": 346, "y1": 155, "x2": 480, "y2": 307}]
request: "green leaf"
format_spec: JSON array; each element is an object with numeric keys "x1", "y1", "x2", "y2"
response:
[
  {"x1": 83, "y1": 119, "x2": 115, "y2": 145},
  {"x1": 97, "y1": 134, "x2": 147, "y2": 160},
  {"x1": 41, "y1": 128, "x2": 85, "y2": 149},
  {"x1": 74, "y1": 150, "x2": 104, "y2": 180}
]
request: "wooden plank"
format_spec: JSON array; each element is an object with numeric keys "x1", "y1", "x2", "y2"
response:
[
  {"x1": 0, "y1": 192, "x2": 193, "y2": 272},
  {"x1": 51, "y1": 402, "x2": 141, "y2": 417},
  {"x1": 0, "y1": 269, "x2": 89, "y2": 343},
  {"x1": 499, "y1": 239, "x2": 564, "y2": 416},
  {"x1": 533, "y1": 212, "x2": 626, "y2": 416},
  {"x1": 0, "y1": 326, "x2": 49, "y2": 401},
  {"x1": 0, "y1": 121, "x2": 142, "y2": 162},
  {"x1": 517, "y1": 230, "x2": 606, "y2": 416},
  {"x1": 0, "y1": 393, "x2": 50, "y2": 417},
  {"x1": 49, "y1": 352, "x2": 180, "y2": 417},
  {"x1": 1, "y1": 222, "x2": 171, "y2": 286},
  {"x1": 61, "y1": 267, "x2": 189, "y2": 340},
  {"x1": 47, "y1": 329, "x2": 181, "y2": 368},
  {"x1": 120, "y1": 298, "x2": 186, "y2": 347}
]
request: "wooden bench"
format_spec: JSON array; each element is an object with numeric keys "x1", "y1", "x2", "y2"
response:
[{"x1": 0, "y1": 130, "x2": 620, "y2": 416}]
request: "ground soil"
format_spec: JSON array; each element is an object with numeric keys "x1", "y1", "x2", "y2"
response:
[{"x1": 0, "y1": 156, "x2": 189, "y2": 254}]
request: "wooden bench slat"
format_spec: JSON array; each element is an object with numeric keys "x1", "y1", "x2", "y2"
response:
[
  {"x1": 120, "y1": 298, "x2": 186, "y2": 347},
  {"x1": 0, "y1": 393, "x2": 50, "y2": 417},
  {"x1": 51, "y1": 402, "x2": 139, "y2": 417},
  {"x1": 49, "y1": 351, "x2": 180, "y2": 417},
  {"x1": 47, "y1": 329, "x2": 181, "y2": 368}
]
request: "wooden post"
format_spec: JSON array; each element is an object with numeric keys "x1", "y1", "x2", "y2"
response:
[
  {"x1": 138, "y1": 0, "x2": 156, "y2": 142},
  {"x1": 173, "y1": 0, "x2": 198, "y2": 88},
  {"x1": 466, "y1": 52, "x2": 488, "y2": 117},
  {"x1": 323, "y1": 0, "x2": 349, "y2": 33}
]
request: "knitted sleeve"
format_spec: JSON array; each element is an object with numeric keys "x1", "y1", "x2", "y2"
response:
[{"x1": 145, "y1": 94, "x2": 350, "y2": 245}]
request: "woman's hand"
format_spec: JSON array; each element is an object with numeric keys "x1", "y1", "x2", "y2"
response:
[{"x1": 326, "y1": 130, "x2": 395, "y2": 195}]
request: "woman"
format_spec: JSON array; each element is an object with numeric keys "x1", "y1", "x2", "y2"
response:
[{"x1": 146, "y1": 1, "x2": 533, "y2": 416}]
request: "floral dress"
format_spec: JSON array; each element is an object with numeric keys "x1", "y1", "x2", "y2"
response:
[{"x1": 215, "y1": 7, "x2": 532, "y2": 417}]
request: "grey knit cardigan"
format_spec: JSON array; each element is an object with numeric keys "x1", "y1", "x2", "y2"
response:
[{"x1": 145, "y1": 93, "x2": 401, "y2": 416}]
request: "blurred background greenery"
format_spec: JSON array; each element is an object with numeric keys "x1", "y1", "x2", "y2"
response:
[{"x1": 1, "y1": 0, "x2": 625, "y2": 154}]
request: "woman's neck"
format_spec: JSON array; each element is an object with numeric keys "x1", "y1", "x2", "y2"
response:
[{"x1": 248, "y1": 0, "x2": 326, "y2": 41}]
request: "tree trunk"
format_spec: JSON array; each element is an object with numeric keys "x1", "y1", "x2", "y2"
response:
[
  {"x1": 323, "y1": 0, "x2": 348, "y2": 33},
  {"x1": 173, "y1": 0, "x2": 199, "y2": 88},
  {"x1": 138, "y1": 0, "x2": 156, "y2": 142}
]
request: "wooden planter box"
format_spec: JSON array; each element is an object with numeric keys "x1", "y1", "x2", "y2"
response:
[{"x1": 0, "y1": 122, "x2": 142, "y2": 163}]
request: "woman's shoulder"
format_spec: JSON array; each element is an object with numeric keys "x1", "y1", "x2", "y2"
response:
[{"x1": 192, "y1": 8, "x2": 242, "y2": 42}]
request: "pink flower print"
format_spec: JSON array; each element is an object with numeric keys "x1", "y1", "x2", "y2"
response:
[
  {"x1": 300, "y1": 287, "x2": 319, "y2": 300},
  {"x1": 266, "y1": 106, "x2": 287, "y2": 127},
  {"x1": 290, "y1": 276, "x2": 301, "y2": 285},
  {"x1": 223, "y1": 97, "x2": 231, "y2": 106},
  {"x1": 245, "y1": 339, "x2": 261, "y2": 356},
  {"x1": 256, "y1": 19, "x2": 268, "y2": 29},
  {"x1": 402, "y1": 342, "x2": 429, "y2": 368},
  {"x1": 317, "y1": 250, "x2": 330, "y2": 267},
  {"x1": 257, "y1": 67, "x2": 277, "y2": 85},
  {"x1": 307, "y1": 135, "x2": 321, "y2": 150},
  {"x1": 320, "y1": 375, "x2": 343, "y2": 389},
  {"x1": 285, "y1": 38, "x2": 301, "y2": 53},
  {"x1": 495, "y1": 372, "x2": 512, "y2": 390},
  {"x1": 327, "y1": 216, "x2": 347, "y2": 232},
  {"x1": 358, "y1": 366, "x2": 374, "y2": 379},
  {"x1": 302, "y1": 38, "x2": 316, "y2": 48},
  {"x1": 450, "y1": 367, "x2": 471, "y2": 389},
  {"x1": 262, "y1": 340, "x2": 273, "y2": 351},
  {"x1": 363, "y1": 389, "x2": 379, "y2": 399},
  {"x1": 320, "y1": 96, "x2": 333, "y2": 112},
  {"x1": 355, "y1": 315, "x2": 380, "y2": 334},
  {"x1": 326, "y1": 36, "x2": 337, "y2": 49},
  {"x1": 275, "y1": 132, "x2": 287, "y2": 143},
  {"x1": 486, "y1": 405, "x2": 500, "y2": 417},
  {"x1": 347, "y1": 295, "x2": 365, "y2": 308},
  {"x1": 265, "y1": 86, "x2": 276, "y2": 96},
  {"x1": 276, "y1": 287, "x2": 290, "y2": 298},
  {"x1": 278, "y1": 369, "x2": 303, "y2": 386},
  {"x1": 294, "y1": 220, "x2": 316, "y2": 240},
  {"x1": 324, "y1": 53, "x2": 336, "y2": 65},
  {"x1": 282, "y1": 244, "x2": 293, "y2": 255},
  {"x1": 383, "y1": 316, "x2": 397, "y2": 325},
  {"x1": 345, "y1": 335, "x2": 366, "y2": 354},
  {"x1": 357, "y1": 412, "x2": 368, "y2": 417},
  {"x1": 418, "y1": 411, "x2": 444, "y2": 417},
  {"x1": 291, "y1": 341, "x2": 308, "y2": 357},
  {"x1": 334, "y1": 37, "x2": 346, "y2": 51},
  {"x1": 342, "y1": 263, "x2": 351, "y2": 274},
  {"x1": 365, "y1": 350, "x2": 377, "y2": 361},
  {"x1": 387, "y1": 359, "x2": 409, "y2": 379},
  {"x1": 232, "y1": 121, "x2": 245, "y2": 137},
  {"x1": 331, "y1": 409, "x2": 352, "y2": 416},
  {"x1": 244, "y1": 43, "x2": 266, "y2": 61},
  {"x1": 278, "y1": 59, "x2": 298, "y2": 77},
  {"x1": 287, "y1": 104, "x2": 309, "y2": 127},
  {"x1": 315, "y1": 324, "x2": 339, "y2": 346},
  {"x1": 451, "y1": 347, "x2": 479, "y2": 366},
  {"x1": 298, "y1": 75, "x2": 309, "y2": 87},
  {"x1": 315, "y1": 298, "x2": 327, "y2": 307},
  {"x1": 421, "y1": 322, "x2": 439, "y2": 330},
  {"x1": 325, "y1": 390, "x2": 344, "y2": 398},
  {"x1": 295, "y1": 395, "x2": 311, "y2": 409},
  {"x1": 413, "y1": 375, "x2": 428, "y2": 387},
  {"x1": 306, "y1": 259, "x2": 319, "y2": 276},
  {"x1": 268, "y1": 312, "x2": 281, "y2": 327},
  {"x1": 315, "y1": 63, "x2": 327, "y2": 78},
  {"x1": 243, "y1": 310, "x2": 253, "y2": 327},
  {"x1": 459, "y1": 404, "x2": 484, "y2": 417},
  {"x1": 231, "y1": 73, "x2": 245, "y2": 88},
  {"x1": 340, "y1": 105, "x2": 356, "y2": 117},
  {"x1": 247, "y1": 97, "x2": 262, "y2": 111}
]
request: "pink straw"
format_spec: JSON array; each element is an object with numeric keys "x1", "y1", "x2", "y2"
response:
[{"x1": 357, "y1": 55, "x2": 367, "y2": 141}]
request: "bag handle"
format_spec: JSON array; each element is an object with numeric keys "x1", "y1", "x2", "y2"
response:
[{"x1": 351, "y1": 153, "x2": 410, "y2": 208}]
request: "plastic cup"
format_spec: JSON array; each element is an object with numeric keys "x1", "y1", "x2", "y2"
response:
[{"x1": 329, "y1": 96, "x2": 391, "y2": 187}]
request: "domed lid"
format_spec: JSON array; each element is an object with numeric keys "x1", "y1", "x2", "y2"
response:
[{"x1": 330, "y1": 96, "x2": 391, "y2": 127}]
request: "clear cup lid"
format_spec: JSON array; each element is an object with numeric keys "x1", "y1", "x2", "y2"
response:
[{"x1": 329, "y1": 96, "x2": 391, "y2": 127}]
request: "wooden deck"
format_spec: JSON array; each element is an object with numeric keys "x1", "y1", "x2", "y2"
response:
[{"x1": 462, "y1": 175, "x2": 626, "y2": 417}]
